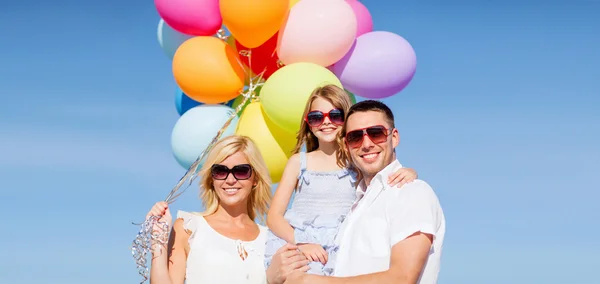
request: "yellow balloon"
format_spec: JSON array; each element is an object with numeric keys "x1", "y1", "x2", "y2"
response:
[
  {"x1": 290, "y1": 0, "x2": 300, "y2": 7},
  {"x1": 235, "y1": 101, "x2": 296, "y2": 183}
]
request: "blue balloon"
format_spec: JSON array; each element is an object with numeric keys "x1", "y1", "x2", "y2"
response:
[
  {"x1": 157, "y1": 19, "x2": 193, "y2": 59},
  {"x1": 175, "y1": 86, "x2": 237, "y2": 116},
  {"x1": 175, "y1": 87, "x2": 202, "y2": 116},
  {"x1": 171, "y1": 105, "x2": 239, "y2": 169}
]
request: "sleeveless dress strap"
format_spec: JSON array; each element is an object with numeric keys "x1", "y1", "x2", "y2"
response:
[
  {"x1": 297, "y1": 148, "x2": 308, "y2": 184},
  {"x1": 299, "y1": 151, "x2": 307, "y2": 171}
]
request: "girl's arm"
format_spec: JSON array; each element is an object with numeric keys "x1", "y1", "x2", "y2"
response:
[
  {"x1": 150, "y1": 218, "x2": 188, "y2": 284},
  {"x1": 388, "y1": 167, "x2": 418, "y2": 188},
  {"x1": 266, "y1": 153, "x2": 302, "y2": 244}
]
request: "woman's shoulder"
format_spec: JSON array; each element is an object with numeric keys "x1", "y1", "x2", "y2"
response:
[
  {"x1": 255, "y1": 223, "x2": 269, "y2": 242},
  {"x1": 175, "y1": 210, "x2": 206, "y2": 235},
  {"x1": 176, "y1": 210, "x2": 204, "y2": 222}
]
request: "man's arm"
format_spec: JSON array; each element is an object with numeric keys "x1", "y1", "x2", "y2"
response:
[
  {"x1": 290, "y1": 181, "x2": 440, "y2": 284},
  {"x1": 297, "y1": 232, "x2": 432, "y2": 284}
]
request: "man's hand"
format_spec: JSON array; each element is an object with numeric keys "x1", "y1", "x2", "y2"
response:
[
  {"x1": 298, "y1": 243, "x2": 328, "y2": 264},
  {"x1": 283, "y1": 270, "x2": 308, "y2": 284},
  {"x1": 266, "y1": 243, "x2": 310, "y2": 284}
]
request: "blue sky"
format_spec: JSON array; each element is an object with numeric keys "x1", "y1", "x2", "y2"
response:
[{"x1": 1, "y1": 0, "x2": 598, "y2": 283}]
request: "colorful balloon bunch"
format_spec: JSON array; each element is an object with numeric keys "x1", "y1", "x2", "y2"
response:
[{"x1": 157, "y1": 0, "x2": 417, "y2": 184}]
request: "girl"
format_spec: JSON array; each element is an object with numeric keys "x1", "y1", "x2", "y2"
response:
[{"x1": 264, "y1": 85, "x2": 418, "y2": 275}]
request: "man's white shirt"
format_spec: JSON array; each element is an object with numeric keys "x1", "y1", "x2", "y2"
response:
[{"x1": 333, "y1": 160, "x2": 446, "y2": 283}]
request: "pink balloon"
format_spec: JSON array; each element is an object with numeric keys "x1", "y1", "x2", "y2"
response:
[
  {"x1": 277, "y1": 0, "x2": 357, "y2": 67},
  {"x1": 346, "y1": 0, "x2": 373, "y2": 37},
  {"x1": 155, "y1": 0, "x2": 222, "y2": 36}
]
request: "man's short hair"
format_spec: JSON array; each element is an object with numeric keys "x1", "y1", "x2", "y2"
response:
[{"x1": 346, "y1": 100, "x2": 395, "y2": 129}]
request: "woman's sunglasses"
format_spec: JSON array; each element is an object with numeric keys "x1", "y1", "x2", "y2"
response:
[
  {"x1": 211, "y1": 164, "x2": 253, "y2": 180},
  {"x1": 345, "y1": 125, "x2": 392, "y2": 148},
  {"x1": 305, "y1": 109, "x2": 344, "y2": 127}
]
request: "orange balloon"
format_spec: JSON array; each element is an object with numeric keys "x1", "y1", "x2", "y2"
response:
[
  {"x1": 173, "y1": 36, "x2": 245, "y2": 104},
  {"x1": 220, "y1": 0, "x2": 289, "y2": 48}
]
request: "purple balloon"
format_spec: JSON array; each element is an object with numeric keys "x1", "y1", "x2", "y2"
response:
[{"x1": 330, "y1": 31, "x2": 417, "y2": 99}]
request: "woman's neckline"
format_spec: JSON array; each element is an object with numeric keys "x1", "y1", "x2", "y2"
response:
[{"x1": 199, "y1": 214, "x2": 262, "y2": 243}]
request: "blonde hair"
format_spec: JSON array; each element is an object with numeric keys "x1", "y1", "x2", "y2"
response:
[
  {"x1": 292, "y1": 85, "x2": 353, "y2": 167},
  {"x1": 197, "y1": 135, "x2": 272, "y2": 222}
]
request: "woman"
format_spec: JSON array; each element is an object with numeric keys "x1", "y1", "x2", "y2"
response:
[{"x1": 146, "y1": 135, "x2": 274, "y2": 284}]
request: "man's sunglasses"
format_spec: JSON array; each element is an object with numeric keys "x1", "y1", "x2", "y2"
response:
[
  {"x1": 345, "y1": 125, "x2": 392, "y2": 148},
  {"x1": 305, "y1": 109, "x2": 344, "y2": 127},
  {"x1": 211, "y1": 164, "x2": 253, "y2": 180}
]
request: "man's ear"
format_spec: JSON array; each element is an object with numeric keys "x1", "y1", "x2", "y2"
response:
[{"x1": 391, "y1": 128, "x2": 400, "y2": 148}]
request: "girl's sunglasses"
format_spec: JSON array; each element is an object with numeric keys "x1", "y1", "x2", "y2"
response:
[
  {"x1": 211, "y1": 164, "x2": 253, "y2": 180},
  {"x1": 305, "y1": 109, "x2": 344, "y2": 127},
  {"x1": 345, "y1": 125, "x2": 392, "y2": 148}
]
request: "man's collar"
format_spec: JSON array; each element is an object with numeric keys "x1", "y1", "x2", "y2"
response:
[{"x1": 356, "y1": 159, "x2": 403, "y2": 193}]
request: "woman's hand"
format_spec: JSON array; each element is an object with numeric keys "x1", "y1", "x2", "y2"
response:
[
  {"x1": 388, "y1": 167, "x2": 418, "y2": 188},
  {"x1": 297, "y1": 243, "x2": 328, "y2": 264},
  {"x1": 146, "y1": 201, "x2": 173, "y2": 239}
]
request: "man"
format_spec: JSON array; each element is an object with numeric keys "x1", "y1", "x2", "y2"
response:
[{"x1": 266, "y1": 100, "x2": 445, "y2": 284}]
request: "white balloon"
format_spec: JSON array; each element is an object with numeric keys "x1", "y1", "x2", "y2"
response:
[
  {"x1": 157, "y1": 19, "x2": 193, "y2": 59},
  {"x1": 171, "y1": 105, "x2": 238, "y2": 169}
]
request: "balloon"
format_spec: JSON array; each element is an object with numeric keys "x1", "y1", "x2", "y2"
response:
[
  {"x1": 220, "y1": 0, "x2": 289, "y2": 48},
  {"x1": 231, "y1": 96, "x2": 250, "y2": 116},
  {"x1": 157, "y1": 19, "x2": 194, "y2": 59},
  {"x1": 175, "y1": 87, "x2": 235, "y2": 116},
  {"x1": 277, "y1": 0, "x2": 356, "y2": 67},
  {"x1": 260, "y1": 62, "x2": 342, "y2": 134},
  {"x1": 330, "y1": 31, "x2": 417, "y2": 99},
  {"x1": 345, "y1": 90, "x2": 358, "y2": 104},
  {"x1": 171, "y1": 105, "x2": 239, "y2": 169},
  {"x1": 226, "y1": 35, "x2": 265, "y2": 79},
  {"x1": 235, "y1": 102, "x2": 296, "y2": 183},
  {"x1": 155, "y1": 0, "x2": 222, "y2": 36},
  {"x1": 290, "y1": 0, "x2": 301, "y2": 7},
  {"x1": 235, "y1": 33, "x2": 281, "y2": 80},
  {"x1": 226, "y1": 35, "x2": 238, "y2": 53},
  {"x1": 175, "y1": 87, "x2": 201, "y2": 115},
  {"x1": 346, "y1": 0, "x2": 373, "y2": 37},
  {"x1": 173, "y1": 36, "x2": 245, "y2": 104},
  {"x1": 230, "y1": 86, "x2": 262, "y2": 116}
]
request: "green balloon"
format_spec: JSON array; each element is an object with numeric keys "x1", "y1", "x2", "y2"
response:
[
  {"x1": 231, "y1": 85, "x2": 262, "y2": 116},
  {"x1": 345, "y1": 90, "x2": 357, "y2": 104},
  {"x1": 260, "y1": 62, "x2": 343, "y2": 133}
]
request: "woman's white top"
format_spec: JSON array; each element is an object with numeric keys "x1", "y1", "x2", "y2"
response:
[{"x1": 177, "y1": 211, "x2": 267, "y2": 284}]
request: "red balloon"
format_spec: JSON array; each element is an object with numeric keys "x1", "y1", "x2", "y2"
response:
[{"x1": 235, "y1": 33, "x2": 281, "y2": 80}]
